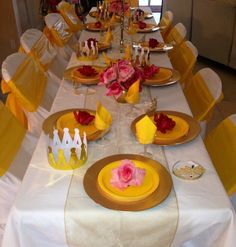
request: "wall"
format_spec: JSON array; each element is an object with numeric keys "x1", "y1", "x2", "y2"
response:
[{"x1": 0, "y1": 1, "x2": 20, "y2": 66}]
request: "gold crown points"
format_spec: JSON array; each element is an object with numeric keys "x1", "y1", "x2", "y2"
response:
[
  {"x1": 77, "y1": 40, "x2": 98, "y2": 61},
  {"x1": 47, "y1": 128, "x2": 88, "y2": 170}
]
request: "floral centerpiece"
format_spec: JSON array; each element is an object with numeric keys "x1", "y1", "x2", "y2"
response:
[
  {"x1": 99, "y1": 59, "x2": 142, "y2": 100},
  {"x1": 109, "y1": 0, "x2": 130, "y2": 16}
]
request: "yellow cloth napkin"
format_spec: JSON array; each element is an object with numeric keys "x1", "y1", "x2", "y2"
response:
[
  {"x1": 205, "y1": 117, "x2": 236, "y2": 196},
  {"x1": 94, "y1": 102, "x2": 112, "y2": 130},
  {"x1": 128, "y1": 21, "x2": 138, "y2": 35},
  {"x1": 135, "y1": 115, "x2": 157, "y2": 144},
  {"x1": 123, "y1": 44, "x2": 132, "y2": 61},
  {"x1": 125, "y1": 79, "x2": 140, "y2": 104},
  {"x1": 0, "y1": 101, "x2": 26, "y2": 176},
  {"x1": 103, "y1": 27, "x2": 113, "y2": 44}
]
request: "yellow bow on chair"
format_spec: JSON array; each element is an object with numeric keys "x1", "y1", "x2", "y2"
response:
[
  {"x1": 3, "y1": 55, "x2": 47, "y2": 128},
  {"x1": 0, "y1": 101, "x2": 26, "y2": 176}
]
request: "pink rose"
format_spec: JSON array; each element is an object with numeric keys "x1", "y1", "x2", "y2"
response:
[
  {"x1": 117, "y1": 60, "x2": 135, "y2": 82},
  {"x1": 110, "y1": 160, "x2": 146, "y2": 190},
  {"x1": 106, "y1": 81, "x2": 123, "y2": 98},
  {"x1": 121, "y1": 68, "x2": 142, "y2": 91},
  {"x1": 99, "y1": 66, "x2": 117, "y2": 85}
]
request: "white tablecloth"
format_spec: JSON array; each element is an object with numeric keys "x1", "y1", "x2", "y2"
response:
[{"x1": 2, "y1": 7, "x2": 236, "y2": 247}]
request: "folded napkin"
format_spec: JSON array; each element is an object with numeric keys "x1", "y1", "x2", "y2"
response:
[
  {"x1": 125, "y1": 79, "x2": 140, "y2": 104},
  {"x1": 123, "y1": 44, "x2": 132, "y2": 61},
  {"x1": 94, "y1": 102, "x2": 112, "y2": 130},
  {"x1": 128, "y1": 21, "x2": 138, "y2": 35},
  {"x1": 102, "y1": 52, "x2": 117, "y2": 66},
  {"x1": 102, "y1": 27, "x2": 113, "y2": 44},
  {"x1": 135, "y1": 115, "x2": 157, "y2": 144}
]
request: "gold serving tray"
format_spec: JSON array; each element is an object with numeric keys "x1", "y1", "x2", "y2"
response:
[
  {"x1": 42, "y1": 109, "x2": 109, "y2": 141},
  {"x1": 131, "y1": 111, "x2": 201, "y2": 146},
  {"x1": 83, "y1": 154, "x2": 172, "y2": 211},
  {"x1": 143, "y1": 69, "x2": 180, "y2": 87}
]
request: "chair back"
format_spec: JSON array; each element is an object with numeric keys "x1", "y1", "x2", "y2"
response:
[
  {"x1": 166, "y1": 23, "x2": 186, "y2": 56},
  {"x1": 184, "y1": 68, "x2": 223, "y2": 122},
  {"x1": 205, "y1": 114, "x2": 236, "y2": 196},
  {"x1": 170, "y1": 40, "x2": 198, "y2": 85},
  {"x1": 57, "y1": 1, "x2": 82, "y2": 33},
  {"x1": 159, "y1": 11, "x2": 174, "y2": 40},
  {"x1": 0, "y1": 101, "x2": 26, "y2": 177},
  {"x1": 20, "y1": 29, "x2": 57, "y2": 71},
  {"x1": 45, "y1": 13, "x2": 73, "y2": 47},
  {"x1": 1, "y1": 53, "x2": 47, "y2": 128}
]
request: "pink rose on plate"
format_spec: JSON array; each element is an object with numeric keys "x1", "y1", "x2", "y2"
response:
[
  {"x1": 99, "y1": 66, "x2": 117, "y2": 85},
  {"x1": 106, "y1": 81, "x2": 123, "y2": 98},
  {"x1": 110, "y1": 160, "x2": 146, "y2": 190},
  {"x1": 117, "y1": 60, "x2": 135, "y2": 82}
]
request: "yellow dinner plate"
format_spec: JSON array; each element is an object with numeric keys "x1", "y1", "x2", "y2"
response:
[
  {"x1": 86, "y1": 22, "x2": 108, "y2": 31},
  {"x1": 56, "y1": 111, "x2": 98, "y2": 138},
  {"x1": 152, "y1": 115, "x2": 190, "y2": 141},
  {"x1": 71, "y1": 66, "x2": 103, "y2": 84},
  {"x1": 145, "y1": 67, "x2": 173, "y2": 84},
  {"x1": 97, "y1": 159, "x2": 159, "y2": 202}
]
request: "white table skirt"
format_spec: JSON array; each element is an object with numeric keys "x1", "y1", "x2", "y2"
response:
[{"x1": 2, "y1": 7, "x2": 236, "y2": 247}]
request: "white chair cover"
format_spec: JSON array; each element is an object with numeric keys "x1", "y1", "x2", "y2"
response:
[
  {"x1": 0, "y1": 132, "x2": 37, "y2": 245},
  {"x1": 20, "y1": 28, "x2": 67, "y2": 83},
  {"x1": 44, "y1": 13, "x2": 76, "y2": 61},
  {"x1": 2, "y1": 53, "x2": 59, "y2": 137}
]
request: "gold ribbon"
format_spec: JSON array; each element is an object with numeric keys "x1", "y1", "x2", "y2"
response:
[
  {"x1": 0, "y1": 102, "x2": 26, "y2": 176},
  {"x1": 58, "y1": 2, "x2": 82, "y2": 33},
  {"x1": 205, "y1": 117, "x2": 236, "y2": 195},
  {"x1": 184, "y1": 73, "x2": 223, "y2": 121}
]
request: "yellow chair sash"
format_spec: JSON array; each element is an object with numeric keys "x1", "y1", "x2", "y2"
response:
[
  {"x1": 205, "y1": 117, "x2": 236, "y2": 195},
  {"x1": 58, "y1": 3, "x2": 82, "y2": 32},
  {"x1": 0, "y1": 102, "x2": 26, "y2": 176},
  {"x1": 50, "y1": 19, "x2": 72, "y2": 47},
  {"x1": 130, "y1": 0, "x2": 139, "y2": 7},
  {"x1": 29, "y1": 34, "x2": 55, "y2": 71},
  {"x1": 170, "y1": 42, "x2": 196, "y2": 85},
  {"x1": 184, "y1": 73, "x2": 223, "y2": 121},
  {"x1": 5, "y1": 93, "x2": 28, "y2": 129},
  {"x1": 1, "y1": 79, "x2": 11, "y2": 94},
  {"x1": 6, "y1": 56, "x2": 47, "y2": 113},
  {"x1": 160, "y1": 15, "x2": 172, "y2": 40}
]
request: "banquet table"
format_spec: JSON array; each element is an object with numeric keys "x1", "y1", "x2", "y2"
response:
[{"x1": 2, "y1": 7, "x2": 236, "y2": 247}]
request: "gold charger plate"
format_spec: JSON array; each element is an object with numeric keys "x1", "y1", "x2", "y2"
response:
[
  {"x1": 89, "y1": 11, "x2": 98, "y2": 18},
  {"x1": 98, "y1": 42, "x2": 111, "y2": 51},
  {"x1": 83, "y1": 154, "x2": 172, "y2": 211},
  {"x1": 64, "y1": 66, "x2": 103, "y2": 85},
  {"x1": 85, "y1": 22, "x2": 108, "y2": 32},
  {"x1": 42, "y1": 109, "x2": 109, "y2": 141},
  {"x1": 135, "y1": 41, "x2": 173, "y2": 52},
  {"x1": 143, "y1": 69, "x2": 180, "y2": 87},
  {"x1": 131, "y1": 111, "x2": 201, "y2": 146},
  {"x1": 134, "y1": 23, "x2": 160, "y2": 33},
  {"x1": 144, "y1": 12, "x2": 153, "y2": 19}
]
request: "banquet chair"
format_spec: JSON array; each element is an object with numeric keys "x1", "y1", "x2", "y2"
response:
[
  {"x1": 170, "y1": 40, "x2": 198, "y2": 86},
  {"x1": 166, "y1": 23, "x2": 187, "y2": 57},
  {"x1": 20, "y1": 28, "x2": 67, "y2": 83},
  {"x1": 159, "y1": 11, "x2": 174, "y2": 41},
  {"x1": 0, "y1": 101, "x2": 37, "y2": 245},
  {"x1": 57, "y1": 0, "x2": 83, "y2": 36},
  {"x1": 184, "y1": 68, "x2": 223, "y2": 137},
  {"x1": 1, "y1": 53, "x2": 59, "y2": 136},
  {"x1": 204, "y1": 114, "x2": 236, "y2": 209},
  {"x1": 44, "y1": 13, "x2": 76, "y2": 61}
]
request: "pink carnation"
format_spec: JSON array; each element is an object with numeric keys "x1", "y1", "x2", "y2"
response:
[
  {"x1": 99, "y1": 66, "x2": 117, "y2": 85},
  {"x1": 117, "y1": 60, "x2": 135, "y2": 82},
  {"x1": 110, "y1": 160, "x2": 146, "y2": 190}
]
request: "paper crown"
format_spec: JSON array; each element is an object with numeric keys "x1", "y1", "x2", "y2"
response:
[
  {"x1": 77, "y1": 40, "x2": 98, "y2": 61},
  {"x1": 47, "y1": 128, "x2": 88, "y2": 170}
]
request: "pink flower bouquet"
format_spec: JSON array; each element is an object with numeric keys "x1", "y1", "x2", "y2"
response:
[
  {"x1": 99, "y1": 60, "x2": 142, "y2": 99},
  {"x1": 110, "y1": 160, "x2": 146, "y2": 190},
  {"x1": 109, "y1": 0, "x2": 130, "y2": 16}
]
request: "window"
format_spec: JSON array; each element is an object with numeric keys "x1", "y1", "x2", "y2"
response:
[{"x1": 139, "y1": 0, "x2": 162, "y2": 12}]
